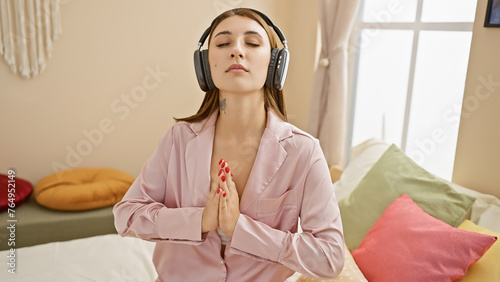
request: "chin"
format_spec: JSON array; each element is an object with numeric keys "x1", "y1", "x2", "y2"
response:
[
  {"x1": 217, "y1": 83, "x2": 264, "y2": 94},
  {"x1": 216, "y1": 80, "x2": 267, "y2": 94}
]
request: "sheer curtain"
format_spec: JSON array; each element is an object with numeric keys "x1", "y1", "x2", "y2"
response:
[{"x1": 308, "y1": 0, "x2": 359, "y2": 167}]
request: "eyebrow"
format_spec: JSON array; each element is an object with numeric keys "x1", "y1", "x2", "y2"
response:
[{"x1": 214, "y1": 30, "x2": 263, "y2": 38}]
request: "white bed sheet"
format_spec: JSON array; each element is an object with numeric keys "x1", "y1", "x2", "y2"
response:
[
  {"x1": 0, "y1": 233, "x2": 303, "y2": 281},
  {"x1": 1, "y1": 234, "x2": 157, "y2": 282}
]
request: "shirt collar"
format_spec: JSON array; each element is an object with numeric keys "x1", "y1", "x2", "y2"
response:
[{"x1": 188, "y1": 109, "x2": 293, "y2": 142}]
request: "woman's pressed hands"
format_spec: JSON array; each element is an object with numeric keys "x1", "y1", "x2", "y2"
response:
[
  {"x1": 218, "y1": 159, "x2": 240, "y2": 237},
  {"x1": 201, "y1": 181, "x2": 221, "y2": 233}
]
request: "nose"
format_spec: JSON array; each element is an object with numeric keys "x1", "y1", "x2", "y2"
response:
[
  {"x1": 231, "y1": 51, "x2": 243, "y2": 59},
  {"x1": 230, "y1": 42, "x2": 244, "y2": 59}
]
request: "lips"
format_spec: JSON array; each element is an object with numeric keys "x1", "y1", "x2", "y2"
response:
[{"x1": 226, "y1": 64, "x2": 248, "y2": 72}]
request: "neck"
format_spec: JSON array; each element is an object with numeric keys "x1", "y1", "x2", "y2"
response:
[{"x1": 216, "y1": 90, "x2": 267, "y2": 139}]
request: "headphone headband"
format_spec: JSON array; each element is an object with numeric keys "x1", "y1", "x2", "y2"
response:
[{"x1": 196, "y1": 8, "x2": 288, "y2": 51}]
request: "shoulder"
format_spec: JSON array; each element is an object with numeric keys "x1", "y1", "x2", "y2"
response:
[
  {"x1": 158, "y1": 116, "x2": 212, "y2": 147},
  {"x1": 289, "y1": 123, "x2": 318, "y2": 144},
  {"x1": 268, "y1": 114, "x2": 320, "y2": 157},
  {"x1": 166, "y1": 112, "x2": 217, "y2": 139},
  {"x1": 267, "y1": 112, "x2": 318, "y2": 147},
  {"x1": 284, "y1": 123, "x2": 320, "y2": 155}
]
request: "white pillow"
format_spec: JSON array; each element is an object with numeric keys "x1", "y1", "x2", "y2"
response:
[{"x1": 333, "y1": 139, "x2": 389, "y2": 201}]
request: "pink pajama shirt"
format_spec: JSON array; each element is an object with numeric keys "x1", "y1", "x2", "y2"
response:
[{"x1": 113, "y1": 110, "x2": 344, "y2": 281}]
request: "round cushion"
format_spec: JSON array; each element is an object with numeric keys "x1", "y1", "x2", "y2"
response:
[
  {"x1": 34, "y1": 168, "x2": 135, "y2": 211},
  {"x1": 0, "y1": 173, "x2": 33, "y2": 211}
]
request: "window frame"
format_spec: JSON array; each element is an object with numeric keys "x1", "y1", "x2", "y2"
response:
[{"x1": 347, "y1": 0, "x2": 475, "y2": 163}]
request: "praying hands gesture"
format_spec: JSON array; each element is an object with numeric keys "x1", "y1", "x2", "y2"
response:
[{"x1": 202, "y1": 159, "x2": 240, "y2": 237}]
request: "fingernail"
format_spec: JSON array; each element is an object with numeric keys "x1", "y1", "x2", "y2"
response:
[
  {"x1": 217, "y1": 188, "x2": 221, "y2": 194},
  {"x1": 223, "y1": 192, "x2": 226, "y2": 197},
  {"x1": 220, "y1": 161, "x2": 226, "y2": 168},
  {"x1": 225, "y1": 167, "x2": 229, "y2": 173},
  {"x1": 221, "y1": 175, "x2": 226, "y2": 182},
  {"x1": 219, "y1": 158, "x2": 223, "y2": 165},
  {"x1": 218, "y1": 169, "x2": 223, "y2": 176},
  {"x1": 231, "y1": 173, "x2": 233, "y2": 177}
]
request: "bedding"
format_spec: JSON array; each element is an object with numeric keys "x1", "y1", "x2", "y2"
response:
[
  {"x1": 0, "y1": 234, "x2": 157, "y2": 281},
  {"x1": 339, "y1": 144, "x2": 476, "y2": 250},
  {"x1": 457, "y1": 220, "x2": 500, "y2": 281},
  {"x1": 298, "y1": 138, "x2": 500, "y2": 281},
  {"x1": 0, "y1": 195, "x2": 116, "y2": 250},
  {"x1": 351, "y1": 194, "x2": 497, "y2": 281},
  {"x1": 2, "y1": 138, "x2": 500, "y2": 281}
]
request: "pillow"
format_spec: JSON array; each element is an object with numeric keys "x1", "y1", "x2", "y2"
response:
[
  {"x1": 0, "y1": 173, "x2": 33, "y2": 211},
  {"x1": 339, "y1": 144, "x2": 476, "y2": 250},
  {"x1": 450, "y1": 182, "x2": 500, "y2": 234},
  {"x1": 333, "y1": 139, "x2": 390, "y2": 201},
  {"x1": 35, "y1": 168, "x2": 134, "y2": 211},
  {"x1": 458, "y1": 220, "x2": 500, "y2": 281},
  {"x1": 351, "y1": 194, "x2": 497, "y2": 282},
  {"x1": 296, "y1": 242, "x2": 368, "y2": 282}
]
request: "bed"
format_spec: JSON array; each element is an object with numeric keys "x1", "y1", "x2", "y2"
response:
[
  {"x1": 1, "y1": 139, "x2": 499, "y2": 281},
  {"x1": 0, "y1": 196, "x2": 116, "y2": 251}
]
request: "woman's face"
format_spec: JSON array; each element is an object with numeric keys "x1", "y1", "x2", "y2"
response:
[{"x1": 208, "y1": 15, "x2": 271, "y2": 94}]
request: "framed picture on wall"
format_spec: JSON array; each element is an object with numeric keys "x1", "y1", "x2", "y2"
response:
[{"x1": 485, "y1": 0, "x2": 500, "y2": 27}]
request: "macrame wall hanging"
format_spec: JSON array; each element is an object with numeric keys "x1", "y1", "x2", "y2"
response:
[{"x1": 0, "y1": 0, "x2": 62, "y2": 79}]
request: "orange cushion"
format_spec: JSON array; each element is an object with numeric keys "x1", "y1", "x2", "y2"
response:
[{"x1": 35, "y1": 168, "x2": 134, "y2": 211}]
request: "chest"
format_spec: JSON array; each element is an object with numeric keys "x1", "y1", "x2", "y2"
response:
[{"x1": 210, "y1": 137, "x2": 261, "y2": 199}]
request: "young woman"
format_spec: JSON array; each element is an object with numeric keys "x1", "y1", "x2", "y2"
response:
[{"x1": 113, "y1": 8, "x2": 344, "y2": 281}]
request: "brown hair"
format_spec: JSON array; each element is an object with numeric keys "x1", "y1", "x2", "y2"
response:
[{"x1": 175, "y1": 8, "x2": 287, "y2": 123}]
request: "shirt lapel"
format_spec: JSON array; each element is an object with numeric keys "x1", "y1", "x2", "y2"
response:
[
  {"x1": 184, "y1": 112, "x2": 218, "y2": 207},
  {"x1": 239, "y1": 110, "x2": 292, "y2": 213}
]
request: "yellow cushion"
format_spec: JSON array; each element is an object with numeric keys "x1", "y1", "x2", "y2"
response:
[
  {"x1": 458, "y1": 220, "x2": 500, "y2": 281},
  {"x1": 35, "y1": 168, "x2": 134, "y2": 211}
]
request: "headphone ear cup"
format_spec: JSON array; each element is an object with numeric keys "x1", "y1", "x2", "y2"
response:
[
  {"x1": 194, "y1": 50, "x2": 208, "y2": 91},
  {"x1": 266, "y1": 48, "x2": 280, "y2": 89},
  {"x1": 274, "y1": 48, "x2": 289, "y2": 90},
  {"x1": 201, "y1": 50, "x2": 215, "y2": 91}
]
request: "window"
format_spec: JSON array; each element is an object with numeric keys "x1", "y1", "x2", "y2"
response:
[{"x1": 349, "y1": 0, "x2": 477, "y2": 180}]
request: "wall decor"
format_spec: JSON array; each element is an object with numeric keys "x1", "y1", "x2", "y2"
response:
[
  {"x1": 485, "y1": 0, "x2": 500, "y2": 27},
  {"x1": 0, "y1": 0, "x2": 62, "y2": 78}
]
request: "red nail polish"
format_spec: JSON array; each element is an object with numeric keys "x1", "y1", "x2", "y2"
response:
[
  {"x1": 223, "y1": 192, "x2": 226, "y2": 197},
  {"x1": 217, "y1": 188, "x2": 221, "y2": 194},
  {"x1": 219, "y1": 158, "x2": 223, "y2": 165},
  {"x1": 225, "y1": 167, "x2": 229, "y2": 173},
  {"x1": 218, "y1": 169, "x2": 223, "y2": 176},
  {"x1": 221, "y1": 175, "x2": 226, "y2": 182},
  {"x1": 231, "y1": 173, "x2": 233, "y2": 177},
  {"x1": 220, "y1": 161, "x2": 225, "y2": 168}
]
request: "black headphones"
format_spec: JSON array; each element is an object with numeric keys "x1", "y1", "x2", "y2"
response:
[{"x1": 194, "y1": 8, "x2": 289, "y2": 92}]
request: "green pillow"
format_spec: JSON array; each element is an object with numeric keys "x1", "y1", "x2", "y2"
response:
[{"x1": 339, "y1": 144, "x2": 476, "y2": 251}]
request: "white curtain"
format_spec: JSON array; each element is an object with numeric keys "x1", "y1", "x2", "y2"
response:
[
  {"x1": 308, "y1": 0, "x2": 360, "y2": 167},
  {"x1": 0, "y1": 0, "x2": 62, "y2": 79}
]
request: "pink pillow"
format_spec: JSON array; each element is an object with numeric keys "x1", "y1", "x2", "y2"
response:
[{"x1": 351, "y1": 194, "x2": 497, "y2": 282}]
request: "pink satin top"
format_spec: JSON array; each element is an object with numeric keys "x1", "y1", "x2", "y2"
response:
[{"x1": 113, "y1": 110, "x2": 344, "y2": 281}]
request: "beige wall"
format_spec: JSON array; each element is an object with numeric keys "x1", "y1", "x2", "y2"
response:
[
  {"x1": 453, "y1": 0, "x2": 500, "y2": 199},
  {"x1": 0, "y1": 1, "x2": 318, "y2": 185}
]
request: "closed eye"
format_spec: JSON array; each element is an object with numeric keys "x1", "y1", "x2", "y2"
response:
[
  {"x1": 216, "y1": 43, "x2": 230, "y2": 47},
  {"x1": 246, "y1": 42, "x2": 260, "y2": 47}
]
